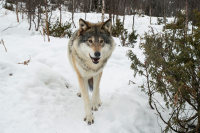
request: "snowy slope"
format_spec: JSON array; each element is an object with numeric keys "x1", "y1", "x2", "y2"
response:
[{"x1": 0, "y1": 8, "x2": 171, "y2": 133}]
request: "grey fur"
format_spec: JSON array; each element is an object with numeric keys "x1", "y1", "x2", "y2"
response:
[{"x1": 67, "y1": 19, "x2": 116, "y2": 125}]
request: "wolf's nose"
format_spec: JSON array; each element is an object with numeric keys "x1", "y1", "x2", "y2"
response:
[{"x1": 94, "y1": 51, "x2": 101, "y2": 57}]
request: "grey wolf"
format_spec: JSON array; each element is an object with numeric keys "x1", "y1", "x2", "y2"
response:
[{"x1": 67, "y1": 19, "x2": 116, "y2": 125}]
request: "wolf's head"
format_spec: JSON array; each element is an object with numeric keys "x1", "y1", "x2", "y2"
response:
[{"x1": 74, "y1": 19, "x2": 115, "y2": 64}]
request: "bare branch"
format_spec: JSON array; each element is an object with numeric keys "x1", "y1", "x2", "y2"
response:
[
  {"x1": 2, "y1": 21, "x2": 23, "y2": 32},
  {"x1": 18, "y1": 55, "x2": 31, "y2": 66},
  {"x1": 0, "y1": 39, "x2": 7, "y2": 52},
  {"x1": 128, "y1": 80, "x2": 135, "y2": 85}
]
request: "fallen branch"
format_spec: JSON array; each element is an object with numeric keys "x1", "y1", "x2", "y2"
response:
[
  {"x1": 2, "y1": 21, "x2": 23, "y2": 32},
  {"x1": 18, "y1": 55, "x2": 31, "y2": 65},
  {"x1": 0, "y1": 39, "x2": 7, "y2": 52},
  {"x1": 128, "y1": 80, "x2": 136, "y2": 85}
]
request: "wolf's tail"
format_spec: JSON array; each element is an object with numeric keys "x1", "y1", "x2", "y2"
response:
[{"x1": 88, "y1": 78, "x2": 93, "y2": 91}]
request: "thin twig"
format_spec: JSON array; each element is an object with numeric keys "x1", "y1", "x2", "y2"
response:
[
  {"x1": 128, "y1": 80, "x2": 135, "y2": 85},
  {"x1": 0, "y1": 39, "x2": 7, "y2": 52},
  {"x1": 2, "y1": 21, "x2": 23, "y2": 32},
  {"x1": 18, "y1": 55, "x2": 31, "y2": 65}
]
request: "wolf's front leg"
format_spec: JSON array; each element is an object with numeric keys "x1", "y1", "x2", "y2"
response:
[
  {"x1": 77, "y1": 75, "x2": 94, "y2": 125},
  {"x1": 91, "y1": 72, "x2": 102, "y2": 111}
]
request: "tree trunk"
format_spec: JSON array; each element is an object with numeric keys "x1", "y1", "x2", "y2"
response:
[
  {"x1": 60, "y1": 3, "x2": 61, "y2": 24},
  {"x1": 197, "y1": 89, "x2": 200, "y2": 133},
  {"x1": 28, "y1": 0, "x2": 31, "y2": 30},
  {"x1": 72, "y1": 0, "x2": 76, "y2": 28},
  {"x1": 112, "y1": 14, "x2": 115, "y2": 24},
  {"x1": 132, "y1": 15, "x2": 135, "y2": 30},
  {"x1": 90, "y1": 0, "x2": 92, "y2": 11},
  {"x1": 185, "y1": 0, "x2": 188, "y2": 38},
  {"x1": 16, "y1": 0, "x2": 19, "y2": 22},
  {"x1": 21, "y1": 2, "x2": 23, "y2": 19},
  {"x1": 116, "y1": 0, "x2": 120, "y2": 19},
  {"x1": 149, "y1": 1, "x2": 151, "y2": 25},
  {"x1": 102, "y1": 0, "x2": 105, "y2": 22},
  {"x1": 112, "y1": 0, "x2": 115, "y2": 23},
  {"x1": 122, "y1": 0, "x2": 126, "y2": 25},
  {"x1": 29, "y1": 15, "x2": 31, "y2": 30},
  {"x1": 36, "y1": 4, "x2": 40, "y2": 31},
  {"x1": 164, "y1": 0, "x2": 166, "y2": 30},
  {"x1": 45, "y1": 0, "x2": 50, "y2": 42},
  {"x1": 72, "y1": 0, "x2": 74, "y2": 22},
  {"x1": 109, "y1": 0, "x2": 112, "y2": 19}
]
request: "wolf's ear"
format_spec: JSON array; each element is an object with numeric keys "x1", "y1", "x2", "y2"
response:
[
  {"x1": 79, "y1": 19, "x2": 90, "y2": 30},
  {"x1": 78, "y1": 19, "x2": 90, "y2": 36},
  {"x1": 101, "y1": 19, "x2": 112, "y2": 35}
]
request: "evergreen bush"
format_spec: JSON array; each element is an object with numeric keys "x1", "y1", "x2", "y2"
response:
[
  {"x1": 3, "y1": 1, "x2": 14, "y2": 11},
  {"x1": 165, "y1": 12, "x2": 185, "y2": 29},
  {"x1": 112, "y1": 18, "x2": 124, "y2": 37},
  {"x1": 47, "y1": 19, "x2": 72, "y2": 38},
  {"x1": 127, "y1": 10, "x2": 200, "y2": 132},
  {"x1": 120, "y1": 29, "x2": 138, "y2": 48},
  {"x1": 157, "y1": 17, "x2": 164, "y2": 25},
  {"x1": 112, "y1": 18, "x2": 138, "y2": 47}
]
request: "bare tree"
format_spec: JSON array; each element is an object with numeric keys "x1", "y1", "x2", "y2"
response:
[
  {"x1": 36, "y1": 0, "x2": 42, "y2": 31},
  {"x1": 116, "y1": 0, "x2": 120, "y2": 19},
  {"x1": 72, "y1": 0, "x2": 76, "y2": 28},
  {"x1": 149, "y1": 0, "x2": 151, "y2": 25},
  {"x1": 60, "y1": 1, "x2": 62, "y2": 23},
  {"x1": 44, "y1": 0, "x2": 50, "y2": 42},
  {"x1": 16, "y1": 0, "x2": 19, "y2": 22},
  {"x1": 185, "y1": 0, "x2": 188, "y2": 38},
  {"x1": 164, "y1": 0, "x2": 166, "y2": 30},
  {"x1": 102, "y1": 0, "x2": 105, "y2": 22},
  {"x1": 28, "y1": 0, "x2": 31, "y2": 30},
  {"x1": 132, "y1": 12, "x2": 136, "y2": 30},
  {"x1": 122, "y1": 0, "x2": 126, "y2": 25}
]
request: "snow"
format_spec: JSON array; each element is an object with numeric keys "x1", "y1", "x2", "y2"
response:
[{"x1": 0, "y1": 7, "x2": 169, "y2": 133}]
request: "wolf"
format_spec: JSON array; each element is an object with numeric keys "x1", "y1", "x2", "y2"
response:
[{"x1": 67, "y1": 18, "x2": 116, "y2": 125}]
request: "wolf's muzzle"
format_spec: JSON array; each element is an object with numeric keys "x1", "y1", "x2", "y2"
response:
[
  {"x1": 89, "y1": 54, "x2": 100, "y2": 64},
  {"x1": 94, "y1": 51, "x2": 101, "y2": 57}
]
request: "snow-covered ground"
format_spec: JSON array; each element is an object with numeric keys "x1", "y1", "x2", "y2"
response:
[{"x1": 0, "y1": 7, "x2": 173, "y2": 133}]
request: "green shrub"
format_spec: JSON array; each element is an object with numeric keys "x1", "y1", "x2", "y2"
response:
[
  {"x1": 47, "y1": 19, "x2": 72, "y2": 38},
  {"x1": 3, "y1": 2, "x2": 14, "y2": 11},
  {"x1": 112, "y1": 18, "x2": 138, "y2": 47},
  {"x1": 127, "y1": 10, "x2": 200, "y2": 133},
  {"x1": 165, "y1": 12, "x2": 185, "y2": 29},
  {"x1": 157, "y1": 17, "x2": 164, "y2": 25},
  {"x1": 120, "y1": 29, "x2": 138, "y2": 48},
  {"x1": 112, "y1": 18, "x2": 124, "y2": 37}
]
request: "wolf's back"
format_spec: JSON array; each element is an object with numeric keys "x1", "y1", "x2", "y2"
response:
[{"x1": 67, "y1": 30, "x2": 78, "y2": 68}]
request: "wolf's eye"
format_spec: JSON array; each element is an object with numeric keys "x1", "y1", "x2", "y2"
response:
[
  {"x1": 88, "y1": 40, "x2": 92, "y2": 43},
  {"x1": 100, "y1": 40, "x2": 104, "y2": 43}
]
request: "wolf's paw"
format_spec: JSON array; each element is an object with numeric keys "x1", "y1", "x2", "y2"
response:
[
  {"x1": 84, "y1": 114, "x2": 94, "y2": 125},
  {"x1": 98, "y1": 100, "x2": 102, "y2": 106},
  {"x1": 91, "y1": 105, "x2": 98, "y2": 111},
  {"x1": 77, "y1": 92, "x2": 81, "y2": 97}
]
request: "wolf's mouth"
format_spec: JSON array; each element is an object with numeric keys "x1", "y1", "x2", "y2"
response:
[{"x1": 89, "y1": 54, "x2": 100, "y2": 64}]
